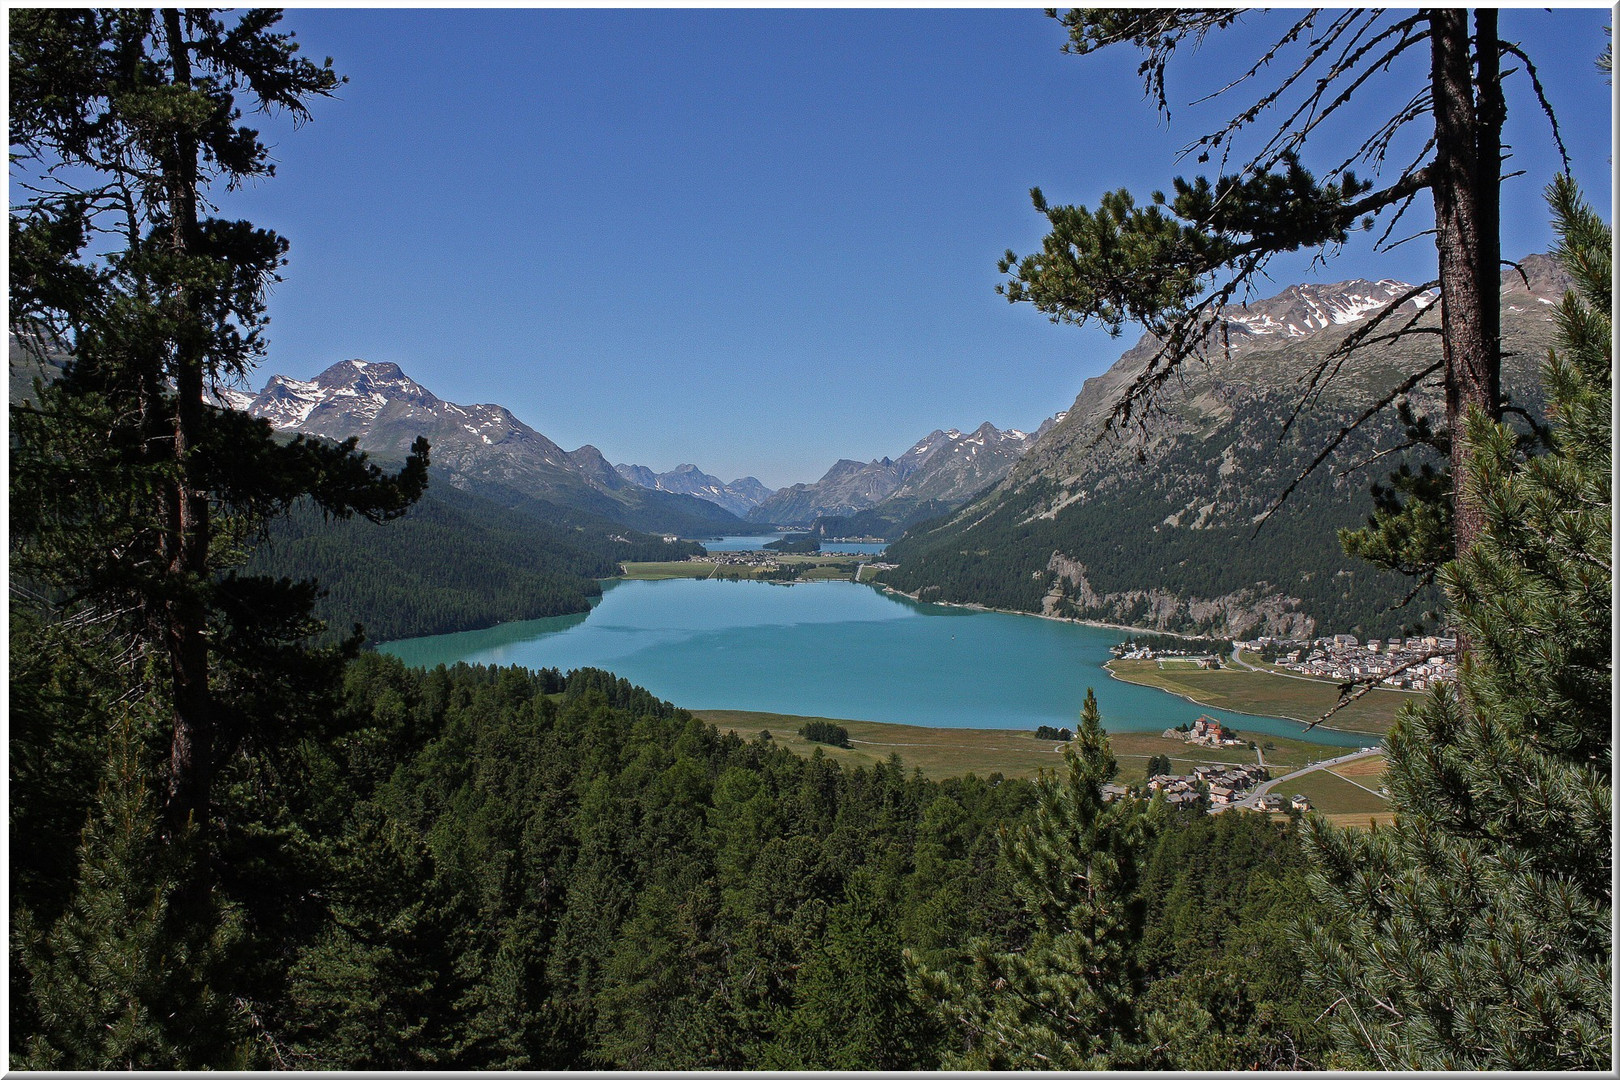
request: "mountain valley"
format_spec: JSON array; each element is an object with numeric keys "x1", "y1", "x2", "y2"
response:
[{"x1": 13, "y1": 256, "x2": 1567, "y2": 644}]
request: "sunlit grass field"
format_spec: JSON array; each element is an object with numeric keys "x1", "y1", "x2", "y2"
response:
[
  {"x1": 695, "y1": 710, "x2": 1347, "y2": 781},
  {"x1": 617, "y1": 560, "x2": 716, "y2": 579},
  {"x1": 619, "y1": 555, "x2": 869, "y2": 582},
  {"x1": 1106, "y1": 657, "x2": 1416, "y2": 735},
  {"x1": 1273, "y1": 768, "x2": 1391, "y2": 819}
]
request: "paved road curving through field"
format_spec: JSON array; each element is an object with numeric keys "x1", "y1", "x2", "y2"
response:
[{"x1": 1215, "y1": 745, "x2": 1385, "y2": 813}]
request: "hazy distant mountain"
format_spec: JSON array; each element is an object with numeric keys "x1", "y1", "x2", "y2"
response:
[
  {"x1": 881, "y1": 257, "x2": 1570, "y2": 638},
  {"x1": 230, "y1": 359, "x2": 758, "y2": 536},
  {"x1": 746, "y1": 419, "x2": 1056, "y2": 527},
  {"x1": 613, "y1": 462, "x2": 777, "y2": 518}
]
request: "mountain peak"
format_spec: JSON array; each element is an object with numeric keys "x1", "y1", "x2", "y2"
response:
[
  {"x1": 612, "y1": 460, "x2": 778, "y2": 517},
  {"x1": 1221, "y1": 278, "x2": 1435, "y2": 344},
  {"x1": 232, "y1": 359, "x2": 749, "y2": 534}
]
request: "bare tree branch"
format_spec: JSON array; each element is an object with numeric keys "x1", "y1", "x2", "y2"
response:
[
  {"x1": 1305, "y1": 646, "x2": 1451, "y2": 730},
  {"x1": 1254, "y1": 357, "x2": 1446, "y2": 534}
]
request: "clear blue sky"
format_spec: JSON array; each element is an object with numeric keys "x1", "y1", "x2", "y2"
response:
[{"x1": 228, "y1": 7, "x2": 1612, "y2": 489}]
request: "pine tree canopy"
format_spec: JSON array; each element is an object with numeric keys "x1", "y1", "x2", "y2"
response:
[
  {"x1": 908, "y1": 689, "x2": 1164, "y2": 1068},
  {"x1": 1005, "y1": 9, "x2": 1571, "y2": 567},
  {"x1": 1299, "y1": 175, "x2": 1612, "y2": 1070}
]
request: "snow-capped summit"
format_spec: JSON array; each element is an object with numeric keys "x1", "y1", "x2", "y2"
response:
[
  {"x1": 1221, "y1": 279, "x2": 1437, "y2": 347},
  {"x1": 221, "y1": 359, "x2": 750, "y2": 536}
]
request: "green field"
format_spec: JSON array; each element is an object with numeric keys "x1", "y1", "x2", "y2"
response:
[
  {"x1": 1107, "y1": 657, "x2": 1416, "y2": 736},
  {"x1": 618, "y1": 560, "x2": 716, "y2": 579},
  {"x1": 619, "y1": 554, "x2": 870, "y2": 582},
  {"x1": 693, "y1": 710, "x2": 1343, "y2": 781},
  {"x1": 692, "y1": 710, "x2": 1066, "y2": 780},
  {"x1": 1272, "y1": 769, "x2": 1392, "y2": 820}
]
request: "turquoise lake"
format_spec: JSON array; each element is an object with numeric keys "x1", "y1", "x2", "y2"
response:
[{"x1": 379, "y1": 578, "x2": 1372, "y2": 749}]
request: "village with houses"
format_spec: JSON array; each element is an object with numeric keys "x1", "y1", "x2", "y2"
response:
[
  {"x1": 1101, "y1": 740, "x2": 1313, "y2": 816},
  {"x1": 1239, "y1": 634, "x2": 1459, "y2": 691},
  {"x1": 1112, "y1": 632, "x2": 1459, "y2": 692}
]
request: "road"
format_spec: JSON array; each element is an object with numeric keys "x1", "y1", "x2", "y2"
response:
[
  {"x1": 1214, "y1": 745, "x2": 1385, "y2": 813},
  {"x1": 1228, "y1": 643, "x2": 1336, "y2": 685}
]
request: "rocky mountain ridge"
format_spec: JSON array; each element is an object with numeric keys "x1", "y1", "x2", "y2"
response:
[
  {"x1": 612, "y1": 462, "x2": 775, "y2": 518},
  {"x1": 746, "y1": 418, "x2": 1058, "y2": 527},
  {"x1": 222, "y1": 359, "x2": 756, "y2": 537}
]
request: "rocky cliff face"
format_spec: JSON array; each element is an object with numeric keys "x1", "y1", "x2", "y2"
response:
[{"x1": 882, "y1": 258, "x2": 1570, "y2": 638}]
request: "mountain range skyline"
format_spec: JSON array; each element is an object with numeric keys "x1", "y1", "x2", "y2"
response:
[
  {"x1": 212, "y1": 8, "x2": 1609, "y2": 490},
  {"x1": 215, "y1": 356, "x2": 1055, "y2": 515},
  {"x1": 170, "y1": 261, "x2": 1562, "y2": 559}
]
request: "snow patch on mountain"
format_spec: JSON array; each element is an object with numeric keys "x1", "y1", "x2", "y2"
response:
[{"x1": 1223, "y1": 280, "x2": 1436, "y2": 343}]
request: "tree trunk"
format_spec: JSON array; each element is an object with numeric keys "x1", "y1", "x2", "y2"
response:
[
  {"x1": 1427, "y1": 8, "x2": 1504, "y2": 568},
  {"x1": 160, "y1": 7, "x2": 214, "y2": 834}
]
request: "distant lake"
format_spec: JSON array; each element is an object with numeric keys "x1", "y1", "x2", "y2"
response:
[
  {"x1": 701, "y1": 534, "x2": 889, "y2": 555},
  {"x1": 380, "y1": 578, "x2": 1371, "y2": 749}
]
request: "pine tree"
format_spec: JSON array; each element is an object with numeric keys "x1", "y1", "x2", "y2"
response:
[
  {"x1": 767, "y1": 869, "x2": 942, "y2": 1070},
  {"x1": 9, "y1": 7, "x2": 428, "y2": 835},
  {"x1": 908, "y1": 689, "x2": 1165, "y2": 1067},
  {"x1": 1001, "y1": 10, "x2": 1571, "y2": 567},
  {"x1": 1299, "y1": 175, "x2": 1611, "y2": 1069},
  {"x1": 13, "y1": 711, "x2": 255, "y2": 1068},
  {"x1": 10, "y1": 11, "x2": 429, "y2": 1067}
]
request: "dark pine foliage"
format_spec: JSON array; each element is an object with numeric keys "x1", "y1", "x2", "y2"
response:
[
  {"x1": 1299, "y1": 176, "x2": 1612, "y2": 1070},
  {"x1": 797, "y1": 720, "x2": 852, "y2": 749},
  {"x1": 245, "y1": 483, "x2": 703, "y2": 643}
]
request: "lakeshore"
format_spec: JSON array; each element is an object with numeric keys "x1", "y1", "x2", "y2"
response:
[
  {"x1": 381, "y1": 576, "x2": 1374, "y2": 748},
  {"x1": 869, "y1": 579, "x2": 1401, "y2": 737}
]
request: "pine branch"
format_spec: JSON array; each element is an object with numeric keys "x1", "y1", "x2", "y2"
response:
[{"x1": 1254, "y1": 357, "x2": 1446, "y2": 534}]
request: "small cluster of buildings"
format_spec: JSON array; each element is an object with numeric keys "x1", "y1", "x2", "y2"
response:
[
  {"x1": 1167, "y1": 714, "x2": 1246, "y2": 748},
  {"x1": 1102, "y1": 761, "x2": 1312, "y2": 815},
  {"x1": 1111, "y1": 641, "x2": 1220, "y2": 664},
  {"x1": 1156, "y1": 761, "x2": 1270, "y2": 807},
  {"x1": 1241, "y1": 634, "x2": 1458, "y2": 691}
]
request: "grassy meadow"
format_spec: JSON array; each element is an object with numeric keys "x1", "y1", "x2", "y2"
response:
[
  {"x1": 617, "y1": 560, "x2": 716, "y2": 579},
  {"x1": 1276, "y1": 767, "x2": 1393, "y2": 829},
  {"x1": 694, "y1": 710, "x2": 1354, "y2": 782},
  {"x1": 619, "y1": 554, "x2": 871, "y2": 582}
]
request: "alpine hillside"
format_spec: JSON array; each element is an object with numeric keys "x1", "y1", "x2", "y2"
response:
[
  {"x1": 224, "y1": 359, "x2": 764, "y2": 537},
  {"x1": 8, "y1": 338, "x2": 707, "y2": 640},
  {"x1": 879, "y1": 258, "x2": 1568, "y2": 639}
]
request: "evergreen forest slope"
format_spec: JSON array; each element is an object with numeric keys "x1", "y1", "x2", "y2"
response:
[
  {"x1": 244, "y1": 483, "x2": 703, "y2": 643},
  {"x1": 880, "y1": 261, "x2": 1566, "y2": 639},
  {"x1": 14, "y1": 650, "x2": 1334, "y2": 1068}
]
